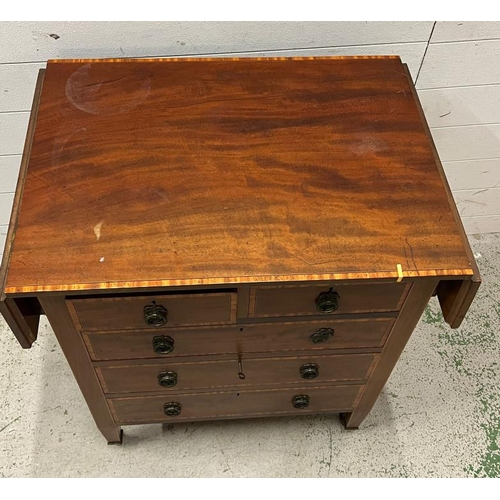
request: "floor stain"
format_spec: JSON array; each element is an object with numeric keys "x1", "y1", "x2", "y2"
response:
[{"x1": 428, "y1": 244, "x2": 500, "y2": 478}]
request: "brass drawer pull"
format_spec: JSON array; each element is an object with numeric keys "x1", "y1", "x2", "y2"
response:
[
  {"x1": 315, "y1": 289, "x2": 340, "y2": 314},
  {"x1": 158, "y1": 370, "x2": 178, "y2": 388},
  {"x1": 300, "y1": 363, "x2": 319, "y2": 380},
  {"x1": 309, "y1": 327, "x2": 334, "y2": 344},
  {"x1": 163, "y1": 402, "x2": 182, "y2": 417},
  {"x1": 292, "y1": 395, "x2": 310, "y2": 409},
  {"x1": 152, "y1": 335, "x2": 174, "y2": 355},
  {"x1": 144, "y1": 303, "x2": 168, "y2": 327}
]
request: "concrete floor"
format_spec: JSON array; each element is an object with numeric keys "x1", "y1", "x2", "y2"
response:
[{"x1": 1, "y1": 233, "x2": 499, "y2": 478}]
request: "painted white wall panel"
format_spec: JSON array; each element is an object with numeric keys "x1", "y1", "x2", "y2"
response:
[
  {"x1": 431, "y1": 22, "x2": 500, "y2": 43},
  {"x1": 0, "y1": 21, "x2": 434, "y2": 64},
  {"x1": 0, "y1": 63, "x2": 45, "y2": 112},
  {"x1": 462, "y1": 215, "x2": 500, "y2": 234},
  {"x1": 443, "y1": 159, "x2": 500, "y2": 191},
  {"x1": 419, "y1": 85, "x2": 500, "y2": 128},
  {"x1": 432, "y1": 124, "x2": 500, "y2": 162},
  {"x1": 0, "y1": 193, "x2": 14, "y2": 225},
  {"x1": 417, "y1": 40, "x2": 500, "y2": 89},
  {"x1": 0, "y1": 224, "x2": 7, "y2": 260},
  {"x1": 0, "y1": 155, "x2": 21, "y2": 193},
  {"x1": 453, "y1": 188, "x2": 500, "y2": 217},
  {"x1": 0, "y1": 112, "x2": 29, "y2": 155}
]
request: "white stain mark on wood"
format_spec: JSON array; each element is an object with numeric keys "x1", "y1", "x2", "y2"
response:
[
  {"x1": 65, "y1": 63, "x2": 151, "y2": 115},
  {"x1": 94, "y1": 220, "x2": 104, "y2": 241},
  {"x1": 99, "y1": 257, "x2": 105, "y2": 263}
]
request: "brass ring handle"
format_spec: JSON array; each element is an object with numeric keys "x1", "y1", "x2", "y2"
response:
[
  {"x1": 163, "y1": 402, "x2": 182, "y2": 417},
  {"x1": 315, "y1": 289, "x2": 340, "y2": 314},
  {"x1": 292, "y1": 395, "x2": 310, "y2": 409},
  {"x1": 158, "y1": 370, "x2": 178, "y2": 388},
  {"x1": 152, "y1": 335, "x2": 174, "y2": 355},
  {"x1": 144, "y1": 303, "x2": 168, "y2": 327},
  {"x1": 309, "y1": 327, "x2": 334, "y2": 344},
  {"x1": 300, "y1": 363, "x2": 319, "y2": 380}
]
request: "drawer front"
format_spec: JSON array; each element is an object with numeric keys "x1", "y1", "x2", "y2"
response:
[
  {"x1": 250, "y1": 283, "x2": 410, "y2": 317},
  {"x1": 109, "y1": 384, "x2": 363, "y2": 423},
  {"x1": 84, "y1": 318, "x2": 394, "y2": 360},
  {"x1": 67, "y1": 292, "x2": 237, "y2": 331},
  {"x1": 96, "y1": 353, "x2": 377, "y2": 394}
]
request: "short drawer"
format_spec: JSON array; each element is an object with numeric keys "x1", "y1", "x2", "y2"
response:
[
  {"x1": 250, "y1": 282, "x2": 410, "y2": 317},
  {"x1": 109, "y1": 384, "x2": 363, "y2": 424},
  {"x1": 67, "y1": 291, "x2": 237, "y2": 331},
  {"x1": 84, "y1": 317, "x2": 394, "y2": 360},
  {"x1": 96, "y1": 353, "x2": 377, "y2": 394}
]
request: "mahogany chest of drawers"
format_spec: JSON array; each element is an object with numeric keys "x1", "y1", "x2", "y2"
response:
[{"x1": 0, "y1": 56, "x2": 480, "y2": 443}]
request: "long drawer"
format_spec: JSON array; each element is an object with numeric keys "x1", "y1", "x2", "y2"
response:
[
  {"x1": 83, "y1": 317, "x2": 394, "y2": 360},
  {"x1": 96, "y1": 353, "x2": 377, "y2": 394},
  {"x1": 109, "y1": 384, "x2": 363, "y2": 424},
  {"x1": 67, "y1": 291, "x2": 237, "y2": 331},
  {"x1": 250, "y1": 283, "x2": 410, "y2": 317}
]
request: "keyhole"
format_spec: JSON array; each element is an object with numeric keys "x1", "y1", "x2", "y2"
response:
[{"x1": 238, "y1": 355, "x2": 246, "y2": 380}]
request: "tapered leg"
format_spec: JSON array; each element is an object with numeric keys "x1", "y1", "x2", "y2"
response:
[
  {"x1": 39, "y1": 296, "x2": 122, "y2": 443},
  {"x1": 340, "y1": 279, "x2": 438, "y2": 429}
]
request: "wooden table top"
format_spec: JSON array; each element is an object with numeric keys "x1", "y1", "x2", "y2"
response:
[{"x1": 5, "y1": 56, "x2": 474, "y2": 294}]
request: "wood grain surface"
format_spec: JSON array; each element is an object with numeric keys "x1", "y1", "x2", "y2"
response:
[
  {"x1": 83, "y1": 317, "x2": 394, "y2": 361},
  {"x1": 109, "y1": 383, "x2": 363, "y2": 424},
  {"x1": 96, "y1": 352, "x2": 377, "y2": 394},
  {"x1": 67, "y1": 291, "x2": 237, "y2": 331},
  {"x1": 250, "y1": 282, "x2": 409, "y2": 317},
  {"x1": 5, "y1": 57, "x2": 473, "y2": 294}
]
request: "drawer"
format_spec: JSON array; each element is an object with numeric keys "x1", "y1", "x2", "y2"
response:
[
  {"x1": 96, "y1": 353, "x2": 378, "y2": 394},
  {"x1": 84, "y1": 317, "x2": 394, "y2": 360},
  {"x1": 250, "y1": 282, "x2": 410, "y2": 317},
  {"x1": 109, "y1": 384, "x2": 363, "y2": 424},
  {"x1": 67, "y1": 291, "x2": 237, "y2": 331}
]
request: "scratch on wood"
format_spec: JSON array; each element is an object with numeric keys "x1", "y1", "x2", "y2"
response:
[
  {"x1": 94, "y1": 220, "x2": 104, "y2": 241},
  {"x1": 402, "y1": 243, "x2": 410, "y2": 269},
  {"x1": 405, "y1": 238, "x2": 417, "y2": 269},
  {"x1": 81, "y1": 76, "x2": 128, "y2": 88},
  {"x1": 153, "y1": 188, "x2": 169, "y2": 202},
  {"x1": 290, "y1": 254, "x2": 314, "y2": 266}
]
